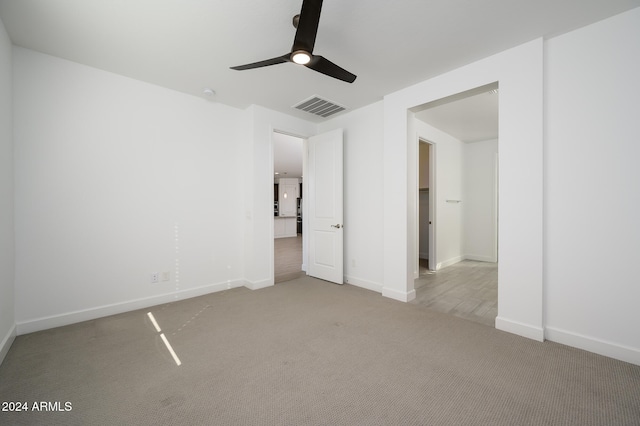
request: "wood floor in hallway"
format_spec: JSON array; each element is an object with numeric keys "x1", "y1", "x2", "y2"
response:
[{"x1": 411, "y1": 259, "x2": 498, "y2": 327}]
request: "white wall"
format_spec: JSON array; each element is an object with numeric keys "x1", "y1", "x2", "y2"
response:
[
  {"x1": 13, "y1": 48, "x2": 246, "y2": 333},
  {"x1": 463, "y1": 139, "x2": 498, "y2": 262},
  {"x1": 414, "y1": 119, "x2": 464, "y2": 270},
  {"x1": 544, "y1": 8, "x2": 640, "y2": 364},
  {"x1": 413, "y1": 129, "x2": 497, "y2": 268},
  {"x1": 384, "y1": 39, "x2": 544, "y2": 343},
  {"x1": 0, "y1": 16, "x2": 15, "y2": 364},
  {"x1": 319, "y1": 102, "x2": 385, "y2": 292}
]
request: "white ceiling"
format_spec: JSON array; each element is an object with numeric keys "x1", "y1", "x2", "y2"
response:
[
  {"x1": 1, "y1": 0, "x2": 638, "y2": 125},
  {"x1": 415, "y1": 89, "x2": 499, "y2": 143}
]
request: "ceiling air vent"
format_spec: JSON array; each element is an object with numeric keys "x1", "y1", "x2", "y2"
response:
[{"x1": 293, "y1": 96, "x2": 346, "y2": 118}]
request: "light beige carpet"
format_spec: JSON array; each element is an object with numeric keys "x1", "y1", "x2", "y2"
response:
[{"x1": 1, "y1": 276, "x2": 639, "y2": 425}]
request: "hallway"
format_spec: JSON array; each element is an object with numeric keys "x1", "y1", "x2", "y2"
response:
[{"x1": 411, "y1": 260, "x2": 498, "y2": 327}]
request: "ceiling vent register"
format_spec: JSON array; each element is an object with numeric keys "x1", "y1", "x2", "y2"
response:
[{"x1": 293, "y1": 96, "x2": 346, "y2": 118}]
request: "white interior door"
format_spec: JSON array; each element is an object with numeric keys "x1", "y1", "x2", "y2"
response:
[{"x1": 307, "y1": 128, "x2": 343, "y2": 284}]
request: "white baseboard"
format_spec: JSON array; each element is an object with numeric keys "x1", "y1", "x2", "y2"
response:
[
  {"x1": 439, "y1": 256, "x2": 463, "y2": 269},
  {"x1": 244, "y1": 278, "x2": 273, "y2": 291},
  {"x1": 0, "y1": 324, "x2": 16, "y2": 366},
  {"x1": 382, "y1": 286, "x2": 416, "y2": 302},
  {"x1": 344, "y1": 275, "x2": 383, "y2": 293},
  {"x1": 274, "y1": 233, "x2": 297, "y2": 239},
  {"x1": 546, "y1": 326, "x2": 640, "y2": 366},
  {"x1": 16, "y1": 279, "x2": 245, "y2": 335},
  {"x1": 464, "y1": 254, "x2": 497, "y2": 263},
  {"x1": 495, "y1": 316, "x2": 544, "y2": 342}
]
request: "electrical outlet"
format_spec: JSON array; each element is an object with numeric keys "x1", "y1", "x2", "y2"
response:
[
  {"x1": 150, "y1": 272, "x2": 159, "y2": 283},
  {"x1": 161, "y1": 271, "x2": 170, "y2": 281}
]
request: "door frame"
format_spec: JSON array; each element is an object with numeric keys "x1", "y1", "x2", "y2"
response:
[
  {"x1": 417, "y1": 138, "x2": 437, "y2": 274},
  {"x1": 271, "y1": 129, "x2": 309, "y2": 284}
]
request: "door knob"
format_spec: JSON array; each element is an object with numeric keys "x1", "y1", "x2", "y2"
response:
[{"x1": 331, "y1": 224, "x2": 342, "y2": 229}]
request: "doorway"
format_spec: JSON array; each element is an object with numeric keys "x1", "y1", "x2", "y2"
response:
[
  {"x1": 271, "y1": 128, "x2": 345, "y2": 285},
  {"x1": 411, "y1": 84, "x2": 499, "y2": 327},
  {"x1": 418, "y1": 140, "x2": 435, "y2": 273},
  {"x1": 273, "y1": 131, "x2": 304, "y2": 283}
]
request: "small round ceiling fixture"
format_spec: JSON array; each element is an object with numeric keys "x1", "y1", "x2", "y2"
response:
[
  {"x1": 203, "y1": 88, "x2": 216, "y2": 97},
  {"x1": 291, "y1": 50, "x2": 311, "y2": 65}
]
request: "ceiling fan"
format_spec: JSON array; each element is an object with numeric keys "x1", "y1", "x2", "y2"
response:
[{"x1": 230, "y1": 0, "x2": 356, "y2": 83}]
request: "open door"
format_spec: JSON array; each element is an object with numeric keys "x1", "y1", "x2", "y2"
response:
[{"x1": 307, "y1": 128, "x2": 344, "y2": 284}]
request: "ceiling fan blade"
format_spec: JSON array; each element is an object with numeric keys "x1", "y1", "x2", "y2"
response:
[
  {"x1": 306, "y1": 55, "x2": 357, "y2": 83},
  {"x1": 231, "y1": 0, "x2": 356, "y2": 84},
  {"x1": 292, "y1": 0, "x2": 323, "y2": 53},
  {"x1": 230, "y1": 54, "x2": 290, "y2": 71}
]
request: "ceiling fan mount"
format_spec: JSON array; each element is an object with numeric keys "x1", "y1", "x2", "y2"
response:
[{"x1": 230, "y1": 0, "x2": 356, "y2": 83}]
